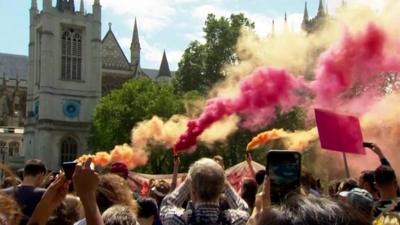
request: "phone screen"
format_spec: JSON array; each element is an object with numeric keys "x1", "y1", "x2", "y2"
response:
[
  {"x1": 267, "y1": 150, "x2": 301, "y2": 203},
  {"x1": 62, "y1": 162, "x2": 77, "y2": 180}
]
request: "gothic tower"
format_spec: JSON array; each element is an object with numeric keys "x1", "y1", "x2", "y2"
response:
[
  {"x1": 24, "y1": 0, "x2": 102, "y2": 169},
  {"x1": 130, "y1": 18, "x2": 141, "y2": 76}
]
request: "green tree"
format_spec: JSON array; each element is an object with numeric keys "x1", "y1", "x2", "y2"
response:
[
  {"x1": 89, "y1": 78, "x2": 184, "y2": 151},
  {"x1": 174, "y1": 13, "x2": 254, "y2": 94}
]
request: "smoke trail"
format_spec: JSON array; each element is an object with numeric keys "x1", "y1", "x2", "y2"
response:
[
  {"x1": 247, "y1": 128, "x2": 318, "y2": 151},
  {"x1": 174, "y1": 68, "x2": 304, "y2": 152},
  {"x1": 76, "y1": 144, "x2": 147, "y2": 169},
  {"x1": 131, "y1": 115, "x2": 240, "y2": 150}
]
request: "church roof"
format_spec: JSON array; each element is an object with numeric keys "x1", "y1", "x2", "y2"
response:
[
  {"x1": 102, "y1": 28, "x2": 131, "y2": 71},
  {"x1": 158, "y1": 51, "x2": 171, "y2": 77},
  {"x1": 0, "y1": 53, "x2": 28, "y2": 81}
]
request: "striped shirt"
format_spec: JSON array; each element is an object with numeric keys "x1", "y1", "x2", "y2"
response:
[{"x1": 160, "y1": 180, "x2": 249, "y2": 225}]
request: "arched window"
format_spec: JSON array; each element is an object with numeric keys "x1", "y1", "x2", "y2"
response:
[
  {"x1": 8, "y1": 141, "x2": 19, "y2": 157},
  {"x1": 0, "y1": 141, "x2": 7, "y2": 156},
  {"x1": 61, "y1": 28, "x2": 82, "y2": 81},
  {"x1": 61, "y1": 137, "x2": 78, "y2": 163}
]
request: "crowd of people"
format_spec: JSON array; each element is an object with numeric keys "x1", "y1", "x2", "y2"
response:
[{"x1": 0, "y1": 143, "x2": 399, "y2": 225}]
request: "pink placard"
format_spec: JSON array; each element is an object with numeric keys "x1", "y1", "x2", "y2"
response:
[{"x1": 315, "y1": 109, "x2": 365, "y2": 155}]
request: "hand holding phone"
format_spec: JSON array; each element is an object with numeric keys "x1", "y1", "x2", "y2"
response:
[
  {"x1": 62, "y1": 162, "x2": 77, "y2": 180},
  {"x1": 266, "y1": 150, "x2": 301, "y2": 204}
]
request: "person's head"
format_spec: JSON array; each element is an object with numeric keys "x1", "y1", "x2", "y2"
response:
[
  {"x1": 329, "y1": 179, "x2": 341, "y2": 198},
  {"x1": 374, "y1": 212, "x2": 400, "y2": 225},
  {"x1": 255, "y1": 194, "x2": 370, "y2": 225},
  {"x1": 255, "y1": 170, "x2": 266, "y2": 186},
  {"x1": 137, "y1": 198, "x2": 158, "y2": 225},
  {"x1": 102, "y1": 205, "x2": 139, "y2": 225},
  {"x1": 110, "y1": 162, "x2": 129, "y2": 180},
  {"x1": 240, "y1": 178, "x2": 258, "y2": 210},
  {"x1": 213, "y1": 155, "x2": 225, "y2": 169},
  {"x1": 47, "y1": 194, "x2": 83, "y2": 225},
  {"x1": 338, "y1": 178, "x2": 359, "y2": 193},
  {"x1": 96, "y1": 174, "x2": 138, "y2": 214},
  {"x1": 375, "y1": 166, "x2": 398, "y2": 198},
  {"x1": 359, "y1": 170, "x2": 377, "y2": 195},
  {"x1": 23, "y1": 159, "x2": 46, "y2": 186},
  {"x1": 149, "y1": 180, "x2": 170, "y2": 205},
  {"x1": 0, "y1": 192, "x2": 22, "y2": 225},
  {"x1": 339, "y1": 188, "x2": 374, "y2": 219},
  {"x1": 188, "y1": 158, "x2": 225, "y2": 203}
]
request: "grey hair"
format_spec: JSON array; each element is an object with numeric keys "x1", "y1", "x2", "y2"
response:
[
  {"x1": 188, "y1": 158, "x2": 225, "y2": 201},
  {"x1": 102, "y1": 205, "x2": 139, "y2": 225}
]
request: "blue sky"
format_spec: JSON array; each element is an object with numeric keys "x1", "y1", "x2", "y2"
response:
[{"x1": 0, "y1": 0, "x2": 382, "y2": 70}]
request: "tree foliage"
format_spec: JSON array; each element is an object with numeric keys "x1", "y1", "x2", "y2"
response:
[
  {"x1": 89, "y1": 78, "x2": 184, "y2": 151},
  {"x1": 174, "y1": 13, "x2": 255, "y2": 94}
]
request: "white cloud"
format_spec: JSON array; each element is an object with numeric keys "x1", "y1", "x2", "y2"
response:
[
  {"x1": 193, "y1": 4, "x2": 231, "y2": 20},
  {"x1": 101, "y1": 0, "x2": 176, "y2": 32}
]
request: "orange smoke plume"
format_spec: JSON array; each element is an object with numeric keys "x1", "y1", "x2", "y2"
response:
[
  {"x1": 76, "y1": 144, "x2": 148, "y2": 170},
  {"x1": 247, "y1": 128, "x2": 318, "y2": 151},
  {"x1": 246, "y1": 129, "x2": 288, "y2": 151}
]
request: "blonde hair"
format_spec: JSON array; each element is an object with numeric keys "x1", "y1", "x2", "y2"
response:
[
  {"x1": 374, "y1": 212, "x2": 400, "y2": 225},
  {"x1": 0, "y1": 163, "x2": 22, "y2": 225}
]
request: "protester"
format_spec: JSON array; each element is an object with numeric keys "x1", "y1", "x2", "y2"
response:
[
  {"x1": 248, "y1": 176, "x2": 370, "y2": 225},
  {"x1": 160, "y1": 158, "x2": 249, "y2": 225},
  {"x1": 339, "y1": 188, "x2": 374, "y2": 221},
  {"x1": 149, "y1": 179, "x2": 170, "y2": 206},
  {"x1": 47, "y1": 194, "x2": 83, "y2": 225},
  {"x1": 1, "y1": 159, "x2": 47, "y2": 225},
  {"x1": 213, "y1": 155, "x2": 225, "y2": 169},
  {"x1": 95, "y1": 173, "x2": 138, "y2": 214},
  {"x1": 240, "y1": 178, "x2": 258, "y2": 213},
  {"x1": 373, "y1": 165, "x2": 400, "y2": 217},
  {"x1": 328, "y1": 179, "x2": 341, "y2": 198},
  {"x1": 102, "y1": 205, "x2": 139, "y2": 225},
  {"x1": 1, "y1": 176, "x2": 21, "y2": 188},
  {"x1": 137, "y1": 197, "x2": 158, "y2": 225},
  {"x1": 359, "y1": 170, "x2": 380, "y2": 200}
]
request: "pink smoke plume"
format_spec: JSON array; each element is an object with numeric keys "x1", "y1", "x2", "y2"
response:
[
  {"x1": 175, "y1": 22, "x2": 400, "y2": 153},
  {"x1": 311, "y1": 23, "x2": 400, "y2": 114},
  {"x1": 174, "y1": 68, "x2": 303, "y2": 152}
]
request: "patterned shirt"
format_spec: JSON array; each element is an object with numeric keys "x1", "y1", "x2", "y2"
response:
[{"x1": 160, "y1": 180, "x2": 250, "y2": 225}]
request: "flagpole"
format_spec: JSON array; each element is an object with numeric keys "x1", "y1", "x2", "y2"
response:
[{"x1": 342, "y1": 152, "x2": 350, "y2": 178}]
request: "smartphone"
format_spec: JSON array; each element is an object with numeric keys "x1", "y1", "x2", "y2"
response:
[
  {"x1": 62, "y1": 162, "x2": 77, "y2": 180},
  {"x1": 363, "y1": 142, "x2": 374, "y2": 148},
  {"x1": 266, "y1": 150, "x2": 301, "y2": 204}
]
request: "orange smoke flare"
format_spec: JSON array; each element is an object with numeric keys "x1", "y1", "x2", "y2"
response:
[
  {"x1": 246, "y1": 129, "x2": 288, "y2": 151},
  {"x1": 75, "y1": 144, "x2": 148, "y2": 170}
]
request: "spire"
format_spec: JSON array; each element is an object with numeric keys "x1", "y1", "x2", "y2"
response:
[
  {"x1": 94, "y1": 0, "x2": 100, "y2": 5},
  {"x1": 56, "y1": 0, "x2": 63, "y2": 10},
  {"x1": 317, "y1": 0, "x2": 325, "y2": 17},
  {"x1": 68, "y1": 0, "x2": 75, "y2": 12},
  {"x1": 271, "y1": 19, "x2": 275, "y2": 36},
  {"x1": 80, "y1": 0, "x2": 85, "y2": 14},
  {"x1": 284, "y1": 12, "x2": 289, "y2": 32},
  {"x1": 132, "y1": 18, "x2": 140, "y2": 45},
  {"x1": 284, "y1": 12, "x2": 287, "y2": 23},
  {"x1": 158, "y1": 51, "x2": 171, "y2": 77},
  {"x1": 303, "y1": 1, "x2": 309, "y2": 22},
  {"x1": 108, "y1": 22, "x2": 112, "y2": 31},
  {"x1": 31, "y1": 0, "x2": 38, "y2": 10}
]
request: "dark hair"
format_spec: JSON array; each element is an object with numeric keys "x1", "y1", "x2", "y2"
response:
[
  {"x1": 23, "y1": 159, "x2": 46, "y2": 177},
  {"x1": 360, "y1": 170, "x2": 377, "y2": 192},
  {"x1": 255, "y1": 170, "x2": 266, "y2": 186},
  {"x1": 375, "y1": 165, "x2": 397, "y2": 185},
  {"x1": 137, "y1": 198, "x2": 158, "y2": 219},
  {"x1": 339, "y1": 178, "x2": 358, "y2": 192},
  {"x1": 240, "y1": 178, "x2": 258, "y2": 210},
  {"x1": 256, "y1": 195, "x2": 370, "y2": 225}
]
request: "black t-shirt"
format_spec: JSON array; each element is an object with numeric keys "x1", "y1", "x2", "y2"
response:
[
  {"x1": 1, "y1": 186, "x2": 46, "y2": 224},
  {"x1": 373, "y1": 198, "x2": 400, "y2": 217}
]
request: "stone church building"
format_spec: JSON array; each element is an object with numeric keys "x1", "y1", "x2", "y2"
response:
[{"x1": 0, "y1": 0, "x2": 172, "y2": 169}]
